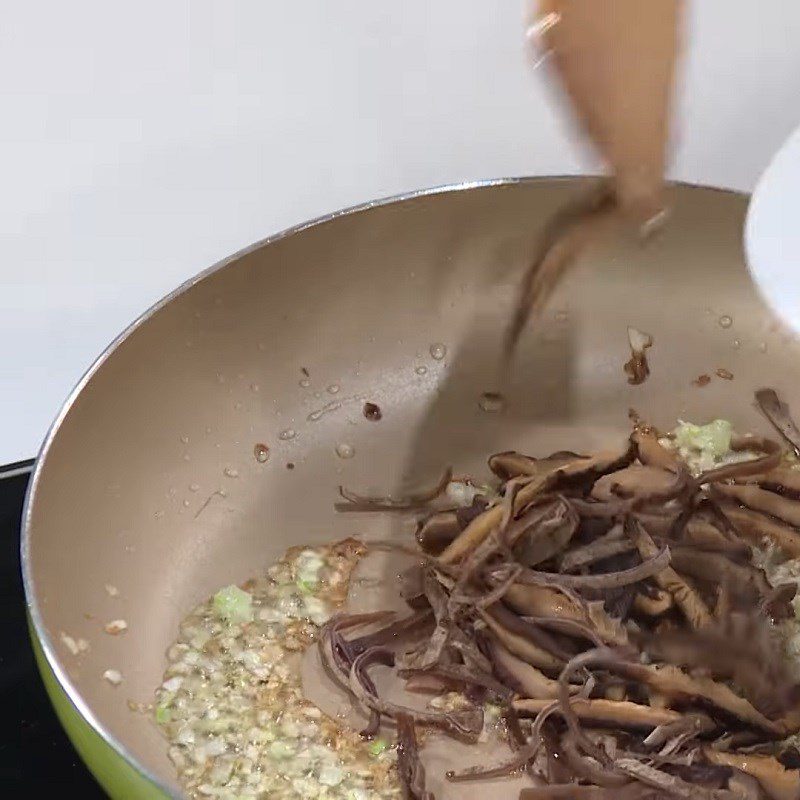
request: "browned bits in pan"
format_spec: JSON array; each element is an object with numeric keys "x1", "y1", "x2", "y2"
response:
[{"x1": 363, "y1": 402, "x2": 382, "y2": 421}]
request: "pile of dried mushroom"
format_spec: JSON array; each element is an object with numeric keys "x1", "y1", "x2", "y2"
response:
[{"x1": 324, "y1": 390, "x2": 800, "y2": 800}]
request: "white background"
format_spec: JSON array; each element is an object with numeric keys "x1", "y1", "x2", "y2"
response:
[{"x1": 2, "y1": 1, "x2": 800, "y2": 464}]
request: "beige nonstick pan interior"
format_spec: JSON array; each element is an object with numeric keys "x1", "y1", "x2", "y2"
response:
[{"x1": 22, "y1": 178, "x2": 798, "y2": 795}]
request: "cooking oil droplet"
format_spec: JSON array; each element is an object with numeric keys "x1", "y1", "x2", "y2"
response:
[
  {"x1": 308, "y1": 400, "x2": 342, "y2": 422},
  {"x1": 279, "y1": 428, "x2": 297, "y2": 441},
  {"x1": 732, "y1": 338, "x2": 741, "y2": 349},
  {"x1": 168, "y1": 487, "x2": 177, "y2": 497},
  {"x1": 250, "y1": 383, "x2": 259, "y2": 393},
  {"x1": 254, "y1": 443, "x2": 270, "y2": 463},
  {"x1": 205, "y1": 426, "x2": 212, "y2": 434},
  {"x1": 314, "y1": 391, "x2": 322, "y2": 399},
  {"x1": 415, "y1": 365, "x2": 428, "y2": 376},
  {"x1": 335, "y1": 443, "x2": 355, "y2": 459},
  {"x1": 429, "y1": 343, "x2": 447, "y2": 360},
  {"x1": 327, "y1": 384, "x2": 340, "y2": 395},
  {"x1": 718, "y1": 315, "x2": 733, "y2": 329},
  {"x1": 182, "y1": 499, "x2": 190, "y2": 508},
  {"x1": 180, "y1": 435, "x2": 189, "y2": 444},
  {"x1": 223, "y1": 467, "x2": 239, "y2": 478},
  {"x1": 154, "y1": 510, "x2": 164, "y2": 520},
  {"x1": 478, "y1": 392, "x2": 506, "y2": 413},
  {"x1": 183, "y1": 453, "x2": 192, "y2": 462},
  {"x1": 299, "y1": 378, "x2": 311, "y2": 389},
  {"x1": 189, "y1": 483, "x2": 200, "y2": 492}
]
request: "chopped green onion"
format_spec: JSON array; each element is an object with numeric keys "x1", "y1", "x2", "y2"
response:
[
  {"x1": 674, "y1": 419, "x2": 732, "y2": 460},
  {"x1": 368, "y1": 738, "x2": 389, "y2": 756},
  {"x1": 212, "y1": 585, "x2": 253, "y2": 624},
  {"x1": 296, "y1": 578, "x2": 316, "y2": 595},
  {"x1": 155, "y1": 704, "x2": 171, "y2": 724}
]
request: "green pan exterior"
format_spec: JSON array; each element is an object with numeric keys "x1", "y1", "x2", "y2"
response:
[{"x1": 29, "y1": 618, "x2": 169, "y2": 800}]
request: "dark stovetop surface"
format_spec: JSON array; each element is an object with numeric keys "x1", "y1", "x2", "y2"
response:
[{"x1": 3, "y1": 466, "x2": 105, "y2": 796}]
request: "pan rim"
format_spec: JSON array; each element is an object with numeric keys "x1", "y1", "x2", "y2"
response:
[{"x1": 19, "y1": 174, "x2": 745, "y2": 797}]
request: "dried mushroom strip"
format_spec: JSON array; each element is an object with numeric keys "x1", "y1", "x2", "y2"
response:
[{"x1": 325, "y1": 389, "x2": 800, "y2": 799}]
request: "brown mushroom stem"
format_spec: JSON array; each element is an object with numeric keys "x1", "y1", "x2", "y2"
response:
[
  {"x1": 736, "y1": 466, "x2": 800, "y2": 495},
  {"x1": 488, "y1": 637, "x2": 570, "y2": 699},
  {"x1": 440, "y1": 444, "x2": 635, "y2": 563},
  {"x1": 415, "y1": 511, "x2": 461, "y2": 554},
  {"x1": 712, "y1": 483, "x2": 800, "y2": 529},
  {"x1": 620, "y1": 662, "x2": 782, "y2": 735},
  {"x1": 438, "y1": 501, "x2": 507, "y2": 565},
  {"x1": 504, "y1": 583, "x2": 629, "y2": 646},
  {"x1": 704, "y1": 749, "x2": 800, "y2": 800},
  {"x1": 513, "y1": 697, "x2": 683, "y2": 728},
  {"x1": 627, "y1": 520, "x2": 712, "y2": 628},
  {"x1": 560, "y1": 523, "x2": 634, "y2": 572},
  {"x1": 632, "y1": 428, "x2": 682, "y2": 472},
  {"x1": 489, "y1": 450, "x2": 580, "y2": 481},
  {"x1": 480, "y1": 608, "x2": 564, "y2": 671},
  {"x1": 510, "y1": 545, "x2": 671, "y2": 590},
  {"x1": 667, "y1": 547, "x2": 771, "y2": 602},
  {"x1": 716, "y1": 503, "x2": 800, "y2": 559},
  {"x1": 683, "y1": 517, "x2": 751, "y2": 558}
]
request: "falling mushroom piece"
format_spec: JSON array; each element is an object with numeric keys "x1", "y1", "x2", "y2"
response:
[{"x1": 624, "y1": 326, "x2": 654, "y2": 385}]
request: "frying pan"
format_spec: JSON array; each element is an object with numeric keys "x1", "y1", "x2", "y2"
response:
[{"x1": 21, "y1": 177, "x2": 796, "y2": 798}]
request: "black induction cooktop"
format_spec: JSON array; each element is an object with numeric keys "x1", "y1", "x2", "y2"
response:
[{"x1": 3, "y1": 463, "x2": 105, "y2": 796}]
